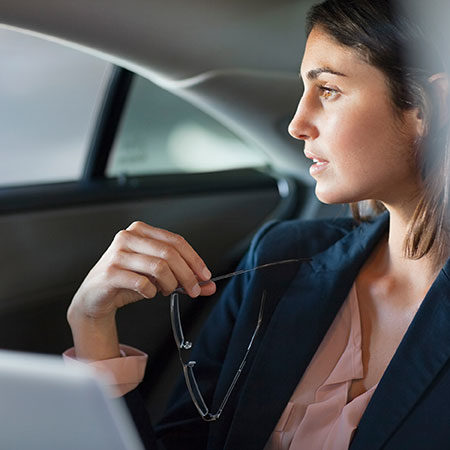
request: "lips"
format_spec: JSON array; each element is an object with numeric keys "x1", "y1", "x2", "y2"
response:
[
  {"x1": 304, "y1": 150, "x2": 329, "y2": 176},
  {"x1": 304, "y1": 150, "x2": 329, "y2": 163}
]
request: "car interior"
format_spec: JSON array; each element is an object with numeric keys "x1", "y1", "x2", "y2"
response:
[{"x1": 0, "y1": 0, "x2": 379, "y2": 424}]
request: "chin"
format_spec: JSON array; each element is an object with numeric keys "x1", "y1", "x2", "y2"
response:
[
  {"x1": 314, "y1": 186, "x2": 344, "y2": 205},
  {"x1": 314, "y1": 184, "x2": 360, "y2": 205}
]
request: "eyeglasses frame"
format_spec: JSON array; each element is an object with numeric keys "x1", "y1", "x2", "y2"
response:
[{"x1": 169, "y1": 257, "x2": 311, "y2": 422}]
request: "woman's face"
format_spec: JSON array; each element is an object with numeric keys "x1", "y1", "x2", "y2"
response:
[{"x1": 289, "y1": 27, "x2": 422, "y2": 206}]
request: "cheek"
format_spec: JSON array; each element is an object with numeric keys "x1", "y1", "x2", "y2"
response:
[
  {"x1": 321, "y1": 110, "x2": 372, "y2": 177},
  {"x1": 323, "y1": 100, "x2": 403, "y2": 173},
  {"x1": 314, "y1": 99, "x2": 418, "y2": 205}
]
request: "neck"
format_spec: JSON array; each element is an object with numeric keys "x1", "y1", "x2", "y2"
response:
[{"x1": 378, "y1": 201, "x2": 443, "y2": 293}]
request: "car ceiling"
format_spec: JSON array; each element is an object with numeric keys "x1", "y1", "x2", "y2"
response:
[
  {"x1": 0, "y1": 0, "x2": 318, "y2": 183},
  {"x1": 0, "y1": 0, "x2": 313, "y2": 78}
]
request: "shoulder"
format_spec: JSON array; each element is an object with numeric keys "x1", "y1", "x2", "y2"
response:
[{"x1": 247, "y1": 216, "x2": 359, "y2": 264}]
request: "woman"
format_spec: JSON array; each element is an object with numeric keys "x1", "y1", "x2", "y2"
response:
[{"x1": 66, "y1": 0, "x2": 450, "y2": 448}]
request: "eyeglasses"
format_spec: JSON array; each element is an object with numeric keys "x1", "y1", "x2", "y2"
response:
[{"x1": 170, "y1": 257, "x2": 310, "y2": 422}]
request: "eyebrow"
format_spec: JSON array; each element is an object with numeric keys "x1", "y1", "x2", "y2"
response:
[{"x1": 301, "y1": 67, "x2": 348, "y2": 81}]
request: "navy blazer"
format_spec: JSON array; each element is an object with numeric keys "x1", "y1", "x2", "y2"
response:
[{"x1": 125, "y1": 213, "x2": 450, "y2": 449}]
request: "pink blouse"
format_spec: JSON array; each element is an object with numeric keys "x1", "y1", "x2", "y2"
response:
[
  {"x1": 264, "y1": 283, "x2": 377, "y2": 450},
  {"x1": 63, "y1": 344, "x2": 148, "y2": 398},
  {"x1": 64, "y1": 283, "x2": 377, "y2": 449}
]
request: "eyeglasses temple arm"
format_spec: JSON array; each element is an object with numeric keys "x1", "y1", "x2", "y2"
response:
[{"x1": 174, "y1": 258, "x2": 311, "y2": 294}]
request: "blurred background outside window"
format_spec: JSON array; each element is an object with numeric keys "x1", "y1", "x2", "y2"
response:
[
  {"x1": 0, "y1": 27, "x2": 111, "y2": 187},
  {"x1": 107, "y1": 75, "x2": 268, "y2": 177},
  {"x1": 0, "y1": 27, "x2": 269, "y2": 189}
]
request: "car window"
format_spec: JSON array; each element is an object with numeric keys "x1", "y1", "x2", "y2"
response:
[
  {"x1": 107, "y1": 75, "x2": 268, "y2": 177},
  {"x1": 0, "y1": 27, "x2": 112, "y2": 187}
]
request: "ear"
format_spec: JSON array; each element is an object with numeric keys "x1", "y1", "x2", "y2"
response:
[
  {"x1": 411, "y1": 105, "x2": 427, "y2": 139},
  {"x1": 428, "y1": 72, "x2": 449, "y2": 128}
]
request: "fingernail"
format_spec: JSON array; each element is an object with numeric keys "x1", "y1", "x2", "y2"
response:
[
  {"x1": 202, "y1": 268, "x2": 212, "y2": 280},
  {"x1": 192, "y1": 284, "x2": 201, "y2": 297}
]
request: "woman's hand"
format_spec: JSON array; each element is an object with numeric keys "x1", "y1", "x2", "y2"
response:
[{"x1": 67, "y1": 221, "x2": 216, "y2": 360}]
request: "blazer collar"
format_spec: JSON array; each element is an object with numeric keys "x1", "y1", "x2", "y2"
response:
[{"x1": 223, "y1": 213, "x2": 391, "y2": 449}]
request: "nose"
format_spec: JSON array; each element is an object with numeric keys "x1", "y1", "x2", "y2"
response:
[{"x1": 288, "y1": 94, "x2": 319, "y2": 141}]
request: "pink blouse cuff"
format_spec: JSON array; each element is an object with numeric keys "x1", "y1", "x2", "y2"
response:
[{"x1": 63, "y1": 344, "x2": 148, "y2": 398}]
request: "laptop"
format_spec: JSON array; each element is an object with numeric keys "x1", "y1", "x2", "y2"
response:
[{"x1": 0, "y1": 349, "x2": 144, "y2": 450}]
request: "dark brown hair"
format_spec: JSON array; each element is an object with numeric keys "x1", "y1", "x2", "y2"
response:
[{"x1": 307, "y1": 0, "x2": 450, "y2": 266}]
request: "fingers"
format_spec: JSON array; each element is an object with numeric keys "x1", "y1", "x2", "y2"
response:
[
  {"x1": 199, "y1": 281, "x2": 216, "y2": 297},
  {"x1": 107, "y1": 266, "x2": 158, "y2": 301},
  {"x1": 111, "y1": 250, "x2": 197, "y2": 297},
  {"x1": 126, "y1": 222, "x2": 211, "y2": 281},
  {"x1": 109, "y1": 222, "x2": 213, "y2": 298}
]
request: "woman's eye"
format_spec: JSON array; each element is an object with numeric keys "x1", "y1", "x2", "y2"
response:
[{"x1": 318, "y1": 86, "x2": 339, "y2": 101}]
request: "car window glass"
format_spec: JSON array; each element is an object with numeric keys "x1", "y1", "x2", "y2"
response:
[
  {"x1": 107, "y1": 75, "x2": 268, "y2": 176},
  {"x1": 0, "y1": 27, "x2": 111, "y2": 187}
]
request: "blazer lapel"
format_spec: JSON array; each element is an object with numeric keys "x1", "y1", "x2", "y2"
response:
[
  {"x1": 223, "y1": 214, "x2": 390, "y2": 450},
  {"x1": 350, "y1": 259, "x2": 450, "y2": 450}
]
